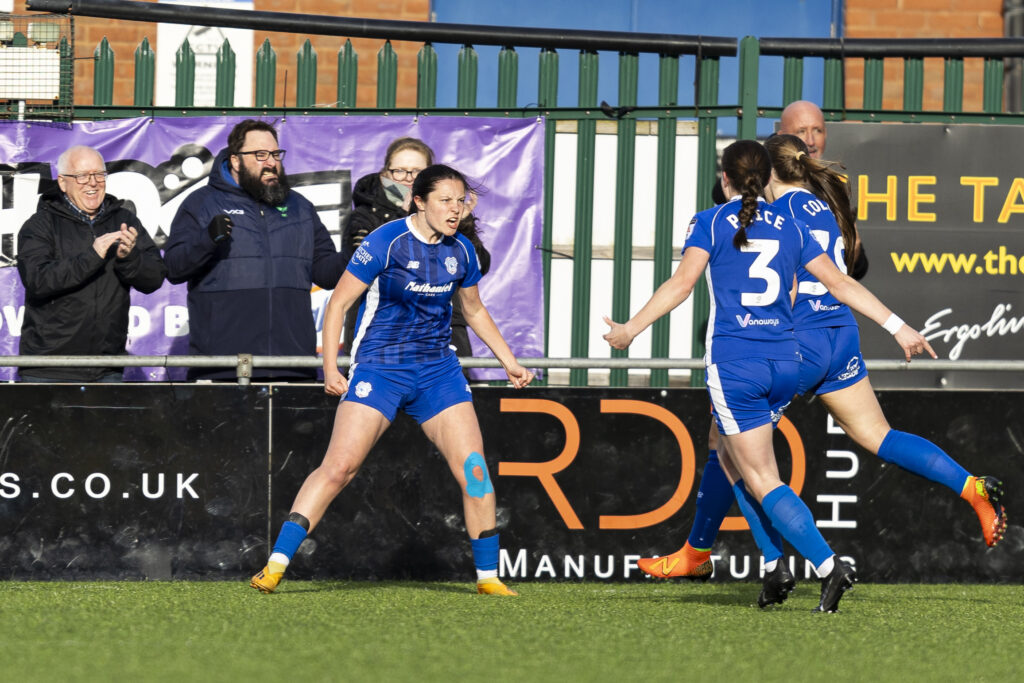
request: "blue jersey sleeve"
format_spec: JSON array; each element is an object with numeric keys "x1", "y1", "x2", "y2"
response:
[
  {"x1": 683, "y1": 214, "x2": 713, "y2": 255},
  {"x1": 346, "y1": 231, "x2": 391, "y2": 285},
  {"x1": 795, "y1": 218, "x2": 828, "y2": 267},
  {"x1": 456, "y1": 233, "x2": 483, "y2": 288}
]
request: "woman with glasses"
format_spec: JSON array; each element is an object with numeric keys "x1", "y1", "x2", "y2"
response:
[{"x1": 341, "y1": 138, "x2": 434, "y2": 352}]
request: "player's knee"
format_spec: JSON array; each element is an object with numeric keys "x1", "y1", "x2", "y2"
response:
[{"x1": 463, "y1": 451, "x2": 495, "y2": 499}]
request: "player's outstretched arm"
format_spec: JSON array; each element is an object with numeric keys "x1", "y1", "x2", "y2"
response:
[
  {"x1": 458, "y1": 286, "x2": 534, "y2": 389},
  {"x1": 805, "y1": 253, "x2": 936, "y2": 362},
  {"x1": 603, "y1": 246, "x2": 709, "y2": 350}
]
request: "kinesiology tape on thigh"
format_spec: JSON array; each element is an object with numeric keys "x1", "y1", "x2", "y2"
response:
[{"x1": 463, "y1": 452, "x2": 494, "y2": 498}]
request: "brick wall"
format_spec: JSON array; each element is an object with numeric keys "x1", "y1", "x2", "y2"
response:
[
  {"x1": 12, "y1": 0, "x2": 429, "y2": 108},
  {"x1": 844, "y1": 0, "x2": 1005, "y2": 111}
]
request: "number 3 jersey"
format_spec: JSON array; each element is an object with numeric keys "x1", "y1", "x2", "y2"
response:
[
  {"x1": 683, "y1": 196, "x2": 826, "y2": 364},
  {"x1": 771, "y1": 188, "x2": 858, "y2": 331},
  {"x1": 346, "y1": 216, "x2": 483, "y2": 364}
]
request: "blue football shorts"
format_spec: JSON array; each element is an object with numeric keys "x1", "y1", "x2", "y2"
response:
[
  {"x1": 706, "y1": 357, "x2": 800, "y2": 435},
  {"x1": 343, "y1": 353, "x2": 472, "y2": 423},
  {"x1": 796, "y1": 325, "x2": 867, "y2": 396}
]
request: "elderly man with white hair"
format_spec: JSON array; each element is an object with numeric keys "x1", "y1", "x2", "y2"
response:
[{"x1": 17, "y1": 144, "x2": 167, "y2": 382}]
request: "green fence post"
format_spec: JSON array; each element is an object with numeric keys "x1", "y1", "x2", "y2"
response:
[
  {"x1": 417, "y1": 43, "x2": 437, "y2": 108},
  {"x1": 255, "y1": 38, "x2": 276, "y2": 108},
  {"x1": 59, "y1": 35, "x2": 73, "y2": 109},
  {"x1": 377, "y1": 41, "x2": 397, "y2": 109},
  {"x1": 538, "y1": 48, "x2": 558, "y2": 379},
  {"x1": 175, "y1": 39, "x2": 195, "y2": 108},
  {"x1": 691, "y1": 55, "x2": 720, "y2": 387},
  {"x1": 93, "y1": 37, "x2": 114, "y2": 106},
  {"x1": 983, "y1": 57, "x2": 1004, "y2": 113},
  {"x1": 863, "y1": 57, "x2": 884, "y2": 110},
  {"x1": 737, "y1": 36, "x2": 758, "y2": 140},
  {"x1": 569, "y1": 50, "x2": 598, "y2": 387},
  {"x1": 903, "y1": 57, "x2": 923, "y2": 112},
  {"x1": 823, "y1": 56, "x2": 844, "y2": 110},
  {"x1": 457, "y1": 45, "x2": 479, "y2": 108},
  {"x1": 942, "y1": 57, "x2": 964, "y2": 112},
  {"x1": 650, "y1": 53, "x2": 679, "y2": 388},
  {"x1": 497, "y1": 46, "x2": 518, "y2": 110},
  {"x1": 337, "y1": 39, "x2": 357, "y2": 109},
  {"x1": 133, "y1": 37, "x2": 154, "y2": 107},
  {"x1": 215, "y1": 38, "x2": 236, "y2": 107},
  {"x1": 609, "y1": 52, "x2": 638, "y2": 387},
  {"x1": 782, "y1": 55, "x2": 803, "y2": 105},
  {"x1": 295, "y1": 39, "x2": 317, "y2": 108}
]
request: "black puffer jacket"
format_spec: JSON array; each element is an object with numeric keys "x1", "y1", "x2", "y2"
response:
[
  {"x1": 342, "y1": 173, "x2": 410, "y2": 254},
  {"x1": 17, "y1": 189, "x2": 167, "y2": 380}
]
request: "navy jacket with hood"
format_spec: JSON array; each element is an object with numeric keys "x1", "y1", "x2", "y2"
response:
[{"x1": 165, "y1": 149, "x2": 346, "y2": 380}]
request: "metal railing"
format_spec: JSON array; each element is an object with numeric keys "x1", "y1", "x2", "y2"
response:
[{"x1": 6, "y1": 355, "x2": 1024, "y2": 386}]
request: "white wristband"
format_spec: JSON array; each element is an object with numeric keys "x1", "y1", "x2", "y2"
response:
[{"x1": 882, "y1": 313, "x2": 905, "y2": 335}]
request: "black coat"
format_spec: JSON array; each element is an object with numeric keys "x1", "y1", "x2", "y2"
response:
[
  {"x1": 342, "y1": 173, "x2": 410, "y2": 254},
  {"x1": 17, "y1": 189, "x2": 167, "y2": 380}
]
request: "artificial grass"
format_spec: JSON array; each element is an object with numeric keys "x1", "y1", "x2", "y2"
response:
[{"x1": 1, "y1": 581, "x2": 1021, "y2": 682}]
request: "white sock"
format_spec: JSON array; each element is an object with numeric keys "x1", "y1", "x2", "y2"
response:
[
  {"x1": 476, "y1": 569, "x2": 497, "y2": 581},
  {"x1": 268, "y1": 552, "x2": 290, "y2": 570},
  {"x1": 815, "y1": 555, "x2": 835, "y2": 578},
  {"x1": 764, "y1": 559, "x2": 778, "y2": 573}
]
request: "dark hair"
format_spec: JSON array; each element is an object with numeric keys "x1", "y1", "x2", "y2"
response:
[
  {"x1": 721, "y1": 140, "x2": 771, "y2": 249},
  {"x1": 382, "y1": 137, "x2": 434, "y2": 172},
  {"x1": 764, "y1": 133, "x2": 856, "y2": 271},
  {"x1": 411, "y1": 164, "x2": 468, "y2": 203},
  {"x1": 227, "y1": 120, "x2": 279, "y2": 156}
]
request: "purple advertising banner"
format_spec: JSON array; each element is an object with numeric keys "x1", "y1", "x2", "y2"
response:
[{"x1": 0, "y1": 116, "x2": 545, "y2": 380}]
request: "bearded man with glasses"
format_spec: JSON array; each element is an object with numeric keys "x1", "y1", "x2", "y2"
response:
[
  {"x1": 166, "y1": 119, "x2": 346, "y2": 381},
  {"x1": 16, "y1": 144, "x2": 167, "y2": 382}
]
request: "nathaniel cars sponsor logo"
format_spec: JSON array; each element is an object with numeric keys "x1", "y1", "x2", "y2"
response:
[
  {"x1": 405, "y1": 281, "x2": 454, "y2": 295},
  {"x1": 735, "y1": 313, "x2": 780, "y2": 327}
]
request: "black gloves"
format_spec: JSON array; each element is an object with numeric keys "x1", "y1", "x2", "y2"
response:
[{"x1": 207, "y1": 215, "x2": 233, "y2": 244}]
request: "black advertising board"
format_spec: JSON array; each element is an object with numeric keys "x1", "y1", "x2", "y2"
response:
[
  {"x1": 0, "y1": 385, "x2": 1020, "y2": 582},
  {"x1": 826, "y1": 122, "x2": 1024, "y2": 389}
]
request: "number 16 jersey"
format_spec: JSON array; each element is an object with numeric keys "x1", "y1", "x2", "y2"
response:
[{"x1": 683, "y1": 197, "x2": 826, "y2": 365}]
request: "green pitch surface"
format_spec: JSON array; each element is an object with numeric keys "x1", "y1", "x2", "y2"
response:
[{"x1": 2, "y1": 581, "x2": 1021, "y2": 682}]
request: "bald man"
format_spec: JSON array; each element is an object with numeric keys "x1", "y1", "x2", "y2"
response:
[{"x1": 779, "y1": 100, "x2": 827, "y2": 158}]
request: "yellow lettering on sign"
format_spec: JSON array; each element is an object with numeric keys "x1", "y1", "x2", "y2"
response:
[
  {"x1": 960, "y1": 176, "x2": 998, "y2": 222},
  {"x1": 997, "y1": 177, "x2": 1024, "y2": 223},
  {"x1": 907, "y1": 176, "x2": 936, "y2": 222},
  {"x1": 857, "y1": 175, "x2": 898, "y2": 222}
]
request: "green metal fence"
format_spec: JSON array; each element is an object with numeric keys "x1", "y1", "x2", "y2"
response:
[{"x1": 19, "y1": 1, "x2": 1024, "y2": 387}]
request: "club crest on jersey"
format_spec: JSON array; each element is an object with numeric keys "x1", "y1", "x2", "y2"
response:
[
  {"x1": 445, "y1": 256, "x2": 458, "y2": 275},
  {"x1": 354, "y1": 381, "x2": 372, "y2": 398}
]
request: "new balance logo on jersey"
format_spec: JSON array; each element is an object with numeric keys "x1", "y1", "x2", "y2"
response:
[
  {"x1": 809, "y1": 299, "x2": 841, "y2": 312},
  {"x1": 404, "y1": 281, "x2": 454, "y2": 295},
  {"x1": 735, "y1": 313, "x2": 781, "y2": 327},
  {"x1": 406, "y1": 260, "x2": 420, "y2": 270}
]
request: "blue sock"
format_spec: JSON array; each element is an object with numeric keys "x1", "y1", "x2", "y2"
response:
[
  {"x1": 732, "y1": 480, "x2": 784, "y2": 562},
  {"x1": 762, "y1": 485, "x2": 833, "y2": 567},
  {"x1": 271, "y1": 521, "x2": 308, "y2": 561},
  {"x1": 686, "y1": 451, "x2": 735, "y2": 550},
  {"x1": 877, "y1": 429, "x2": 970, "y2": 494},
  {"x1": 471, "y1": 533, "x2": 500, "y2": 572}
]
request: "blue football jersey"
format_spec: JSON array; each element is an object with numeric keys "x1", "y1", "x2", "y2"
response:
[
  {"x1": 683, "y1": 197, "x2": 826, "y2": 364},
  {"x1": 346, "y1": 217, "x2": 482, "y2": 364},
  {"x1": 772, "y1": 188, "x2": 857, "y2": 330}
]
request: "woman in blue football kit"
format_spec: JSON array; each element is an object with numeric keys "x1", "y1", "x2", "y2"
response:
[
  {"x1": 251, "y1": 165, "x2": 533, "y2": 596},
  {"x1": 638, "y1": 134, "x2": 1009, "y2": 607},
  {"x1": 604, "y1": 140, "x2": 935, "y2": 612}
]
